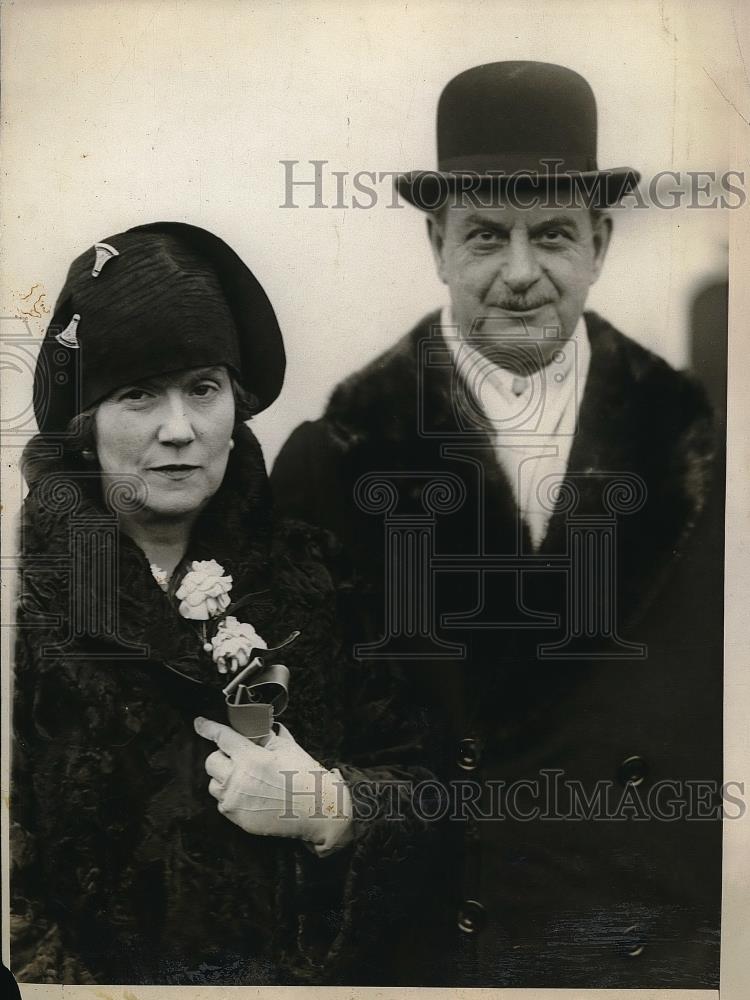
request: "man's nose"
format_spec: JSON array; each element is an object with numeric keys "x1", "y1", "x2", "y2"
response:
[
  {"x1": 500, "y1": 235, "x2": 542, "y2": 291},
  {"x1": 157, "y1": 394, "x2": 196, "y2": 446}
]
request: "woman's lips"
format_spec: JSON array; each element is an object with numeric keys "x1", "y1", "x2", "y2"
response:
[{"x1": 149, "y1": 465, "x2": 200, "y2": 481}]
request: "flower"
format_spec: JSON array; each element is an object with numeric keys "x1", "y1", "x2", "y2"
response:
[
  {"x1": 149, "y1": 563, "x2": 170, "y2": 593},
  {"x1": 175, "y1": 559, "x2": 233, "y2": 620},
  {"x1": 210, "y1": 616, "x2": 267, "y2": 674}
]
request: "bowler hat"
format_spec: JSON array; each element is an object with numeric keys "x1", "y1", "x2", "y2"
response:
[
  {"x1": 34, "y1": 222, "x2": 285, "y2": 435},
  {"x1": 396, "y1": 61, "x2": 640, "y2": 210}
]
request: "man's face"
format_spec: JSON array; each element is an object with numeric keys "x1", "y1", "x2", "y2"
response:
[{"x1": 428, "y1": 199, "x2": 611, "y2": 361}]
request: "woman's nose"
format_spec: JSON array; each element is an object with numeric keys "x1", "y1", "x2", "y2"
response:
[
  {"x1": 157, "y1": 395, "x2": 196, "y2": 446},
  {"x1": 501, "y1": 236, "x2": 542, "y2": 291}
]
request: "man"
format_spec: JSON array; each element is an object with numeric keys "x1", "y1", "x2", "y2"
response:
[{"x1": 271, "y1": 62, "x2": 724, "y2": 987}]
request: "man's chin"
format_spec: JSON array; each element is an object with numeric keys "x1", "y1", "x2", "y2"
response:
[
  {"x1": 473, "y1": 311, "x2": 565, "y2": 340},
  {"x1": 462, "y1": 312, "x2": 576, "y2": 372}
]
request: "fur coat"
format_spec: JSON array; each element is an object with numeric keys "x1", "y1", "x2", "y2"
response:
[
  {"x1": 10, "y1": 423, "x2": 429, "y2": 985},
  {"x1": 271, "y1": 310, "x2": 725, "y2": 988}
]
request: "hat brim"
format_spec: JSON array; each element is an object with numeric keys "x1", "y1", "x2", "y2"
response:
[{"x1": 396, "y1": 167, "x2": 641, "y2": 211}]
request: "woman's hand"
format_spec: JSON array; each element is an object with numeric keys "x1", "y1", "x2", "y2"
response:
[{"x1": 194, "y1": 717, "x2": 354, "y2": 855}]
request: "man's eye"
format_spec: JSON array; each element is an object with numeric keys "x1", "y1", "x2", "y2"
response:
[
  {"x1": 468, "y1": 229, "x2": 501, "y2": 246},
  {"x1": 538, "y1": 229, "x2": 566, "y2": 243}
]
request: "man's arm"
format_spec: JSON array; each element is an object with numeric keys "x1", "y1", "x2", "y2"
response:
[{"x1": 271, "y1": 420, "x2": 447, "y2": 983}]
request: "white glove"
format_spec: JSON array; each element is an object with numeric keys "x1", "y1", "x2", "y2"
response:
[{"x1": 194, "y1": 717, "x2": 354, "y2": 856}]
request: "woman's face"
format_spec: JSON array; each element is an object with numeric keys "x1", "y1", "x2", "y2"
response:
[{"x1": 94, "y1": 365, "x2": 235, "y2": 520}]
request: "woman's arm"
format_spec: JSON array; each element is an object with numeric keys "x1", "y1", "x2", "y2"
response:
[{"x1": 10, "y1": 629, "x2": 99, "y2": 984}]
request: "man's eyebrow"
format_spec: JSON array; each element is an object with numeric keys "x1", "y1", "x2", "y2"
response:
[
  {"x1": 528, "y1": 214, "x2": 582, "y2": 234},
  {"x1": 459, "y1": 213, "x2": 510, "y2": 232},
  {"x1": 456, "y1": 213, "x2": 583, "y2": 234}
]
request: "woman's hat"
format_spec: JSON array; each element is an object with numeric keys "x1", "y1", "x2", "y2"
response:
[
  {"x1": 34, "y1": 222, "x2": 285, "y2": 434},
  {"x1": 396, "y1": 61, "x2": 640, "y2": 210}
]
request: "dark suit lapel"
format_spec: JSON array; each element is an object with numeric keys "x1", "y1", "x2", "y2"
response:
[{"x1": 538, "y1": 312, "x2": 713, "y2": 629}]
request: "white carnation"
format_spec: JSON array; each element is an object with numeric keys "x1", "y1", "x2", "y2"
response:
[
  {"x1": 210, "y1": 616, "x2": 267, "y2": 674},
  {"x1": 175, "y1": 559, "x2": 233, "y2": 620}
]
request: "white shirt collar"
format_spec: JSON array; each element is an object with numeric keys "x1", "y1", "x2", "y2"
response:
[{"x1": 440, "y1": 305, "x2": 591, "y2": 432}]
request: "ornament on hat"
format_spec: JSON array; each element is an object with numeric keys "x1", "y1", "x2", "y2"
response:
[
  {"x1": 91, "y1": 242, "x2": 120, "y2": 277},
  {"x1": 55, "y1": 313, "x2": 81, "y2": 348}
]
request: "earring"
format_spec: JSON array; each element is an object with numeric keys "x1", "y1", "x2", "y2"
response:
[
  {"x1": 229, "y1": 439, "x2": 235, "y2": 451},
  {"x1": 82, "y1": 449, "x2": 95, "y2": 461}
]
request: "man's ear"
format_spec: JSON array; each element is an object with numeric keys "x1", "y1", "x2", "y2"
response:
[
  {"x1": 590, "y1": 213, "x2": 613, "y2": 283},
  {"x1": 427, "y1": 212, "x2": 448, "y2": 284}
]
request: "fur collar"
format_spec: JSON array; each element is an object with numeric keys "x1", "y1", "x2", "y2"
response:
[
  {"x1": 18, "y1": 424, "x2": 279, "y2": 691},
  {"x1": 321, "y1": 309, "x2": 716, "y2": 616},
  {"x1": 326, "y1": 310, "x2": 712, "y2": 461}
]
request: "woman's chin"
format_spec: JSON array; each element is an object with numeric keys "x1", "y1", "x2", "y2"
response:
[{"x1": 142, "y1": 487, "x2": 213, "y2": 520}]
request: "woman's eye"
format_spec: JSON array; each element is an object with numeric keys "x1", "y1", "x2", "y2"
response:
[
  {"x1": 191, "y1": 382, "x2": 219, "y2": 398},
  {"x1": 119, "y1": 388, "x2": 151, "y2": 402}
]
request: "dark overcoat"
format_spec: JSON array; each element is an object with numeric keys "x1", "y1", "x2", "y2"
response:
[
  {"x1": 10, "y1": 424, "x2": 405, "y2": 985},
  {"x1": 271, "y1": 310, "x2": 725, "y2": 988}
]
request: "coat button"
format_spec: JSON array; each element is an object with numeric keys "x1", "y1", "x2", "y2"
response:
[
  {"x1": 617, "y1": 755, "x2": 649, "y2": 786},
  {"x1": 457, "y1": 737, "x2": 481, "y2": 771},
  {"x1": 457, "y1": 899, "x2": 487, "y2": 935},
  {"x1": 622, "y1": 924, "x2": 646, "y2": 957}
]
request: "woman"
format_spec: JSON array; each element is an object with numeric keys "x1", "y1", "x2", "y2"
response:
[{"x1": 10, "y1": 223, "x2": 365, "y2": 984}]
